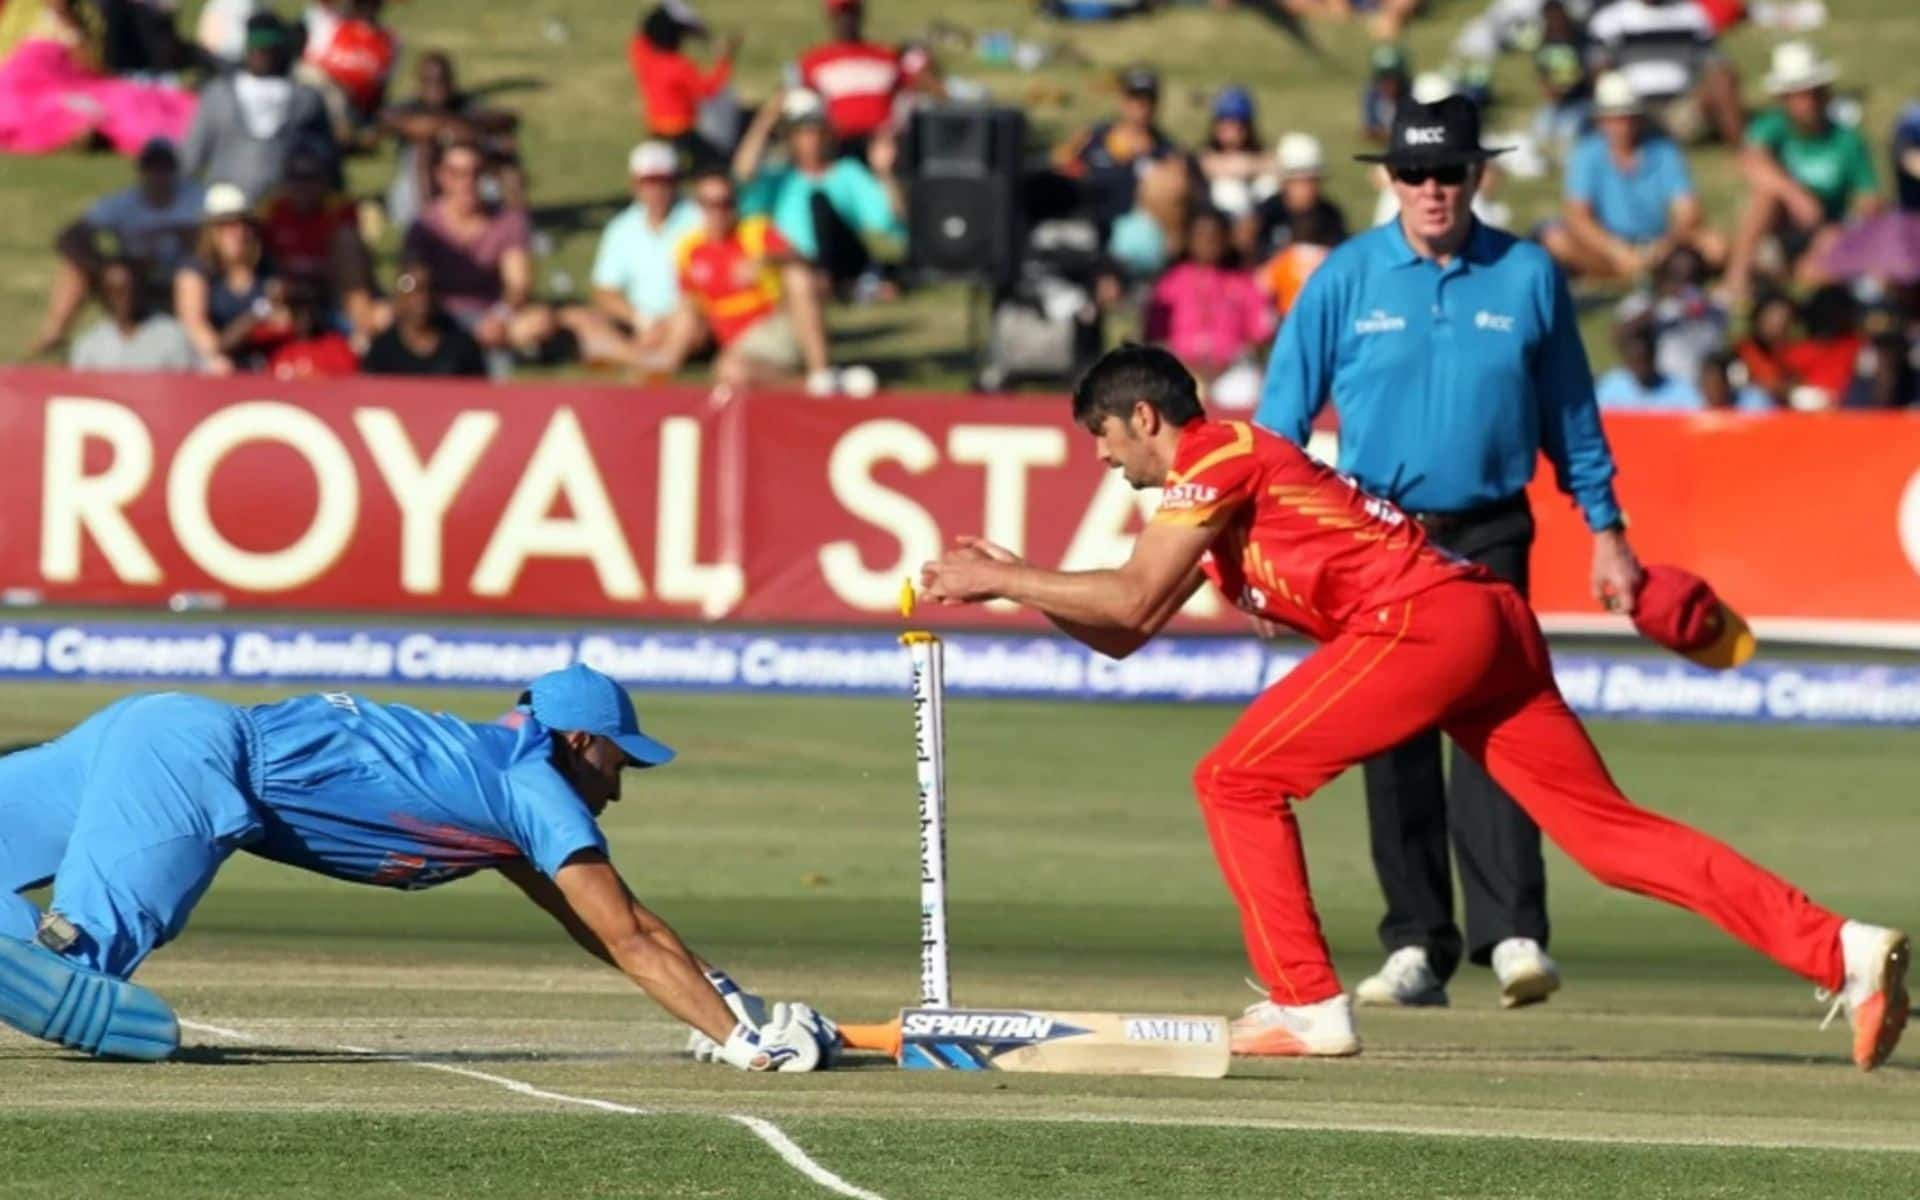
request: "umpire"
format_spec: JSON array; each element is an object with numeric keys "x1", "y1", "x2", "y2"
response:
[{"x1": 1254, "y1": 95, "x2": 1644, "y2": 1009}]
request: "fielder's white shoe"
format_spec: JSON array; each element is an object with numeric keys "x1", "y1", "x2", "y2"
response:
[
  {"x1": 1492, "y1": 937, "x2": 1561, "y2": 1009},
  {"x1": 1230, "y1": 993, "x2": 1361, "y2": 1057},
  {"x1": 1353, "y1": 946, "x2": 1448, "y2": 1008},
  {"x1": 1819, "y1": 920, "x2": 1910, "y2": 1072}
]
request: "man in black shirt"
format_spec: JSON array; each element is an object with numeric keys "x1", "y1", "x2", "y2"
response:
[
  {"x1": 1239, "y1": 132, "x2": 1350, "y2": 262},
  {"x1": 363, "y1": 261, "x2": 488, "y2": 377}
]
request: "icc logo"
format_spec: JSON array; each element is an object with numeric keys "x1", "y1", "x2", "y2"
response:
[{"x1": 1404, "y1": 126, "x2": 1445, "y2": 145}]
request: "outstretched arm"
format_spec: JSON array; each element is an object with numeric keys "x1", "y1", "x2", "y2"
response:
[
  {"x1": 922, "y1": 522, "x2": 1214, "y2": 648},
  {"x1": 530, "y1": 850, "x2": 737, "y2": 1042}
]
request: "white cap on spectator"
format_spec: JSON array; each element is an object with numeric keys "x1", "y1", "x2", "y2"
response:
[
  {"x1": 628, "y1": 140, "x2": 678, "y2": 179},
  {"x1": 203, "y1": 181, "x2": 250, "y2": 221},
  {"x1": 1410, "y1": 72, "x2": 1457, "y2": 104},
  {"x1": 1592, "y1": 71, "x2": 1643, "y2": 118},
  {"x1": 782, "y1": 88, "x2": 828, "y2": 125},
  {"x1": 1764, "y1": 41, "x2": 1838, "y2": 96},
  {"x1": 1275, "y1": 132, "x2": 1325, "y2": 179}
]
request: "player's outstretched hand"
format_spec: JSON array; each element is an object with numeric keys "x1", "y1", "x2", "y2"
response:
[
  {"x1": 954, "y1": 535, "x2": 1024, "y2": 565},
  {"x1": 687, "y1": 965, "x2": 771, "y2": 1062},
  {"x1": 715, "y1": 1002, "x2": 837, "y2": 1072},
  {"x1": 920, "y1": 544, "x2": 1006, "y2": 606}
]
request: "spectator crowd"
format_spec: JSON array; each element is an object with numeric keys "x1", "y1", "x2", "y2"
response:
[{"x1": 9, "y1": 0, "x2": 1919, "y2": 409}]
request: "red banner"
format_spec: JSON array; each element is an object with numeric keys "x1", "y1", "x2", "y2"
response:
[{"x1": 2, "y1": 368, "x2": 1916, "y2": 637}]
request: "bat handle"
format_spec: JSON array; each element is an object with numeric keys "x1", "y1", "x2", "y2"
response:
[{"x1": 837, "y1": 1019, "x2": 903, "y2": 1058}]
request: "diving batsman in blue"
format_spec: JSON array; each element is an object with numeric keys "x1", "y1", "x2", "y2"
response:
[{"x1": 0, "y1": 664, "x2": 836, "y2": 1071}]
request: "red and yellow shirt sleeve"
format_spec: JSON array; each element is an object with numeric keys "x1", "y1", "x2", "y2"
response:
[{"x1": 1151, "y1": 420, "x2": 1260, "y2": 530}]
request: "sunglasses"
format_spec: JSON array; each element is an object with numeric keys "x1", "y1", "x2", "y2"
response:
[
  {"x1": 1391, "y1": 164, "x2": 1470, "y2": 187},
  {"x1": 696, "y1": 194, "x2": 736, "y2": 210}
]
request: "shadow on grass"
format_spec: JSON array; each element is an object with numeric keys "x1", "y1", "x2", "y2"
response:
[
  {"x1": 170, "y1": 1045, "x2": 629, "y2": 1068},
  {"x1": 529, "y1": 194, "x2": 629, "y2": 237},
  {"x1": 464, "y1": 76, "x2": 548, "y2": 103}
]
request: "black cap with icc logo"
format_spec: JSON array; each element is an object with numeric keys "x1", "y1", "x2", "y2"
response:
[{"x1": 1354, "y1": 95, "x2": 1509, "y2": 170}]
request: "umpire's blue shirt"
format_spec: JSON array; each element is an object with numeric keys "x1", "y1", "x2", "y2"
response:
[{"x1": 1255, "y1": 217, "x2": 1623, "y2": 531}]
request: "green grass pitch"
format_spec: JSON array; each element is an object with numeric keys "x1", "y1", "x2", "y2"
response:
[{"x1": 3, "y1": 681, "x2": 1916, "y2": 1198}]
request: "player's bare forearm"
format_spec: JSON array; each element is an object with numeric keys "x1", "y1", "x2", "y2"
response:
[
  {"x1": 552, "y1": 853, "x2": 737, "y2": 1041},
  {"x1": 925, "y1": 523, "x2": 1211, "y2": 639},
  {"x1": 499, "y1": 858, "x2": 614, "y2": 966}
]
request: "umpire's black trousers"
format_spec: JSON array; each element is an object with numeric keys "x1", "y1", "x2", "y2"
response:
[{"x1": 1362, "y1": 493, "x2": 1549, "y2": 981}]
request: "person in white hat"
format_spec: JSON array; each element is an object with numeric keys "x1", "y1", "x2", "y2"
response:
[
  {"x1": 1237, "y1": 132, "x2": 1349, "y2": 263},
  {"x1": 1726, "y1": 41, "x2": 1882, "y2": 296},
  {"x1": 173, "y1": 181, "x2": 281, "y2": 375},
  {"x1": 1543, "y1": 71, "x2": 1722, "y2": 281},
  {"x1": 589, "y1": 140, "x2": 702, "y2": 355}
]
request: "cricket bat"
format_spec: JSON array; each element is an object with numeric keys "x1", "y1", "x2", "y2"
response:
[{"x1": 839, "y1": 1008, "x2": 1229, "y2": 1078}]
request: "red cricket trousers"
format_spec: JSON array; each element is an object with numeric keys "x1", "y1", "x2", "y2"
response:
[{"x1": 1193, "y1": 577, "x2": 1845, "y2": 1006}]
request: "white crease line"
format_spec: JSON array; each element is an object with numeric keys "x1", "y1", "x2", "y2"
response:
[{"x1": 181, "y1": 1020, "x2": 889, "y2": 1200}]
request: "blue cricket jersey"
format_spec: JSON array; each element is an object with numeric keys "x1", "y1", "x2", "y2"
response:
[
  {"x1": 240, "y1": 694, "x2": 607, "y2": 890},
  {"x1": 1255, "y1": 218, "x2": 1623, "y2": 531}
]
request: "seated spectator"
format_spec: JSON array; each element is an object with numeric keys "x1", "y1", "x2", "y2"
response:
[
  {"x1": 402, "y1": 140, "x2": 556, "y2": 362},
  {"x1": 1238, "y1": 132, "x2": 1349, "y2": 262},
  {"x1": 96, "y1": 0, "x2": 194, "y2": 77},
  {"x1": 30, "y1": 137, "x2": 204, "y2": 357},
  {"x1": 174, "y1": 182, "x2": 287, "y2": 374},
  {"x1": 1729, "y1": 289, "x2": 1798, "y2": 409},
  {"x1": 643, "y1": 169, "x2": 846, "y2": 393},
  {"x1": 1258, "y1": 204, "x2": 1341, "y2": 322},
  {"x1": 1543, "y1": 72, "x2": 1720, "y2": 281},
  {"x1": 1896, "y1": 100, "x2": 1920, "y2": 214},
  {"x1": 797, "y1": 0, "x2": 903, "y2": 161},
  {"x1": 1596, "y1": 319, "x2": 1711, "y2": 410},
  {"x1": 379, "y1": 51, "x2": 522, "y2": 233},
  {"x1": 1586, "y1": 0, "x2": 1743, "y2": 146},
  {"x1": 259, "y1": 146, "x2": 378, "y2": 339},
  {"x1": 628, "y1": 1, "x2": 739, "y2": 170},
  {"x1": 1727, "y1": 43, "x2": 1881, "y2": 295},
  {"x1": 298, "y1": 0, "x2": 399, "y2": 149},
  {"x1": 266, "y1": 277, "x2": 360, "y2": 380},
  {"x1": 70, "y1": 257, "x2": 197, "y2": 373},
  {"x1": 592, "y1": 140, "x2": 702, "y2": 357},
  {"x1": 1199, "y1": 86, "x2": 1270, "y2": 219},
  {"x1": 1780, "y1": 283, "x2": 1865, "y2": 409},
  {"x1": 363, "y1": 260, "x2": 489, "y2": 377},
  {"x1": 1360, "y1": 44, "x2": 1410, "y2": 146},
  {"x1": 181, "y1": 12, "x2": 337, "y2": 205},
  {"x1": 1107, "y1": 156, "x2": 1191, "y2": 282},
  {"x1": 1144, "y1": 208, "x2": 1272, "y2": 394},
  {"x1": 1633, "y1": 244, "x2": 1731, "y2": 388},
  {"x1": 0, "y1": 0, "x2": 196, "y2": 156},
  {"x1": 731, "y1": 88, "x2": 904, "y2": 297},
  {"x1": 1856, "y1": 286, "x2": 1920, "y2": 408},
  {"x1": 1530, "y1": 37, "x2": 1592, "y2": 164},
  {"x1": 1053, "y1": 65, "x2": 1180, "y2": 227}
]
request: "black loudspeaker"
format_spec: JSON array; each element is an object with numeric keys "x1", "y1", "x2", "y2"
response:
[{"x1": 905, "y1": 105, "x2": 1028, "y2": 284}]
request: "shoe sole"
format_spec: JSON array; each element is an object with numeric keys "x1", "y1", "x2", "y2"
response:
[
  {"x1": 1855, "y1": 931, "x2": 1910, "y2": 1072},
  {"x1": 1229, "y1": 1026, "x2": 1361, "y2": 1058},
  {"x1": 1500, "y1": 966, "x2": 1561, "y2": 1010}
]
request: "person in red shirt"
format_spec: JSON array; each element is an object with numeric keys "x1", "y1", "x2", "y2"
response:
[
  {"x1": 629, "y1": 2, "x2": 740, "y2": 170},
  {"x1": 647, "y1": 169, "x2": 838, "y2": 392},
  {"x1": 266, "y1": 279, "x2": 360, "y2": 379},
  {"x1": 797, "y1": 0, "x2": 902, "y2": 160},
  {"x1": 258, "y1": 148, "x2": 378, "y2": 340},
  {"x1": 918, "y1": 344, "x2": 1909, "y2": 1072},
  {"x1": 301, "y1": 0, "x2": 399, "y2": 144}
]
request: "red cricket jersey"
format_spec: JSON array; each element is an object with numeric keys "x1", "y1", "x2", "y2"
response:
[
  {"x1": 676, "y1": 217, "x2": 790, "y2": 346},
  {"x1": 1151, "y1": 420, "x2": 1481, "y2": 642},
  {"x1": 798, "y1": 41, "x2": 902, "y2": 139}
]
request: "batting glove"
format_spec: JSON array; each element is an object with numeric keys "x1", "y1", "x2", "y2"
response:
[
  {"x1": 688, "y1": 966, "x2": 768, "y2": 1062},
  {"x1": 716, "y1": 1002, "x2": 826, "y2": 1072}
]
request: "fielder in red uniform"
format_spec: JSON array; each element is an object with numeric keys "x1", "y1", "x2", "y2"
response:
[{"x1": 918, "y1": 345, "x2": 1910, "y2": 1071}]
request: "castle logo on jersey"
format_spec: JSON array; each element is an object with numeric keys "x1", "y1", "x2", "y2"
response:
[{"x1": 1160, "y1": 482, "x2": 1221, "y2": 511}]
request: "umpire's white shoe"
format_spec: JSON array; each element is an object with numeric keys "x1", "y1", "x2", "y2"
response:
[
  {"x1": 1492, "y1": 938, "x2": 1561, "y2": 1009},
  {"x1": 1821, "y1": 921, "x2": 1910, "y2": 1072},
  {"x1": 1231, "y1": 993, "x2": 1361, "y2": 1057},
  {"x1": 1353, "y1": 947, "x2": 1448, "y2": 1008}
]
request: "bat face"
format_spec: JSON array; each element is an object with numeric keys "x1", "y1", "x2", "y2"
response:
[{"x1": 896, "y1": 1008, "x2": 1230, "y2": 1078}]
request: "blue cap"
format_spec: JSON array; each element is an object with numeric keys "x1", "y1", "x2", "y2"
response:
[
  {"x1": 525, "y1": 664, "x2": 677, "y2": 768},
  {"x1": 1213, "y1": 86, "x2": 1255, "y2": 122}
]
